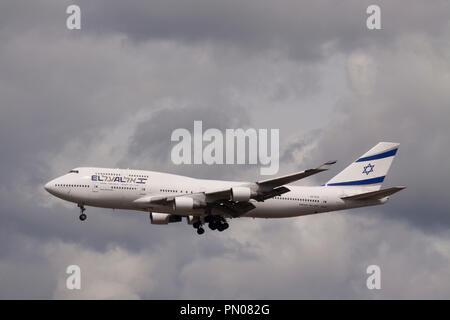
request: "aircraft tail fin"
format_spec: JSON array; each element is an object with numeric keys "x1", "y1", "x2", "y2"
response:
[{"x1": 325, "y1": 142, "x2": 399, "y2": 190}]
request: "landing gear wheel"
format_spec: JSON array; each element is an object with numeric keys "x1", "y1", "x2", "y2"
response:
[
  {"x1": 197, "y1": 227, "x2": 205, "y2": 235},
  {"x1": 208, "y1": 222, "x2": 217, "y2": 230},
  {"x1": 77, "y1": 204, "x2": 86, "y2": 221}
]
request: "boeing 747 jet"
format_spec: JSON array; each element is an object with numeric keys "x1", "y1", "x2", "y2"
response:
[{"x1": 44, "y1": 142, "x2": 404, "y2": 235}]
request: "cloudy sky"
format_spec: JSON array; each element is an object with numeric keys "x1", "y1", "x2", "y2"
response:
[{"x1": 1, "y1": 0, "x2": 450, "y2": 299}]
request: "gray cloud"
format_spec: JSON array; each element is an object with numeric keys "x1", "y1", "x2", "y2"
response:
[
  {"x1": 2, "y1": 213, "x2": 449, "y2": 299},
  {"x1": 126, "y1": 105, "x2": 254, "y2": 179},
  {"x1": 303, "y1": 37, "x2": 450, "y2": 230},
  {"x1": 79, "y1": 0, "x2": 450, "y2": 61}
]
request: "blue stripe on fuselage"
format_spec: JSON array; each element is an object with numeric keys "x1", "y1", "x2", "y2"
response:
[
  {"x1": 356, "y1": 148, "x2": 397, "y2": 162},
  {"x1": 326, "y1": 176, "x2": 385, "y2": 186}
]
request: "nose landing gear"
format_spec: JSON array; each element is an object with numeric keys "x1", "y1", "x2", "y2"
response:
[
  {"x1": 78, "y1": 204, "x2": 87, "y2": 221},
  {"x1": 192, "y1": 220, "x2": 205, "y2": 235}
]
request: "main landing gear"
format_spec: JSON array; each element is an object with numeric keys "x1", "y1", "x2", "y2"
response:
[
  {"x1": 206, "y1": 215, "x2": 229, "y2": 232},
  {"x1": 78, "y1": 204, "x2": 87, "y2": 221},
  {"x1": 192, "y1": 215, "x2": 229, "y2": 234},
  {"x1": 192, "y1": 216, "x2": 229, "y2": 235},
  {"x1": 197, "y1": 215, "x2": 229, "y2": 234}
]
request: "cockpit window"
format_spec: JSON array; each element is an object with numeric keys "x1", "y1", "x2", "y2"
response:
[{"x1": 69, "y1": 170, "x2": 79, "y2": 174}]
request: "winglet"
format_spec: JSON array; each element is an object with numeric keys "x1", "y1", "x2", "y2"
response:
[{"x1": 317, "y1": 160, "x2": 337, "y2": 171}]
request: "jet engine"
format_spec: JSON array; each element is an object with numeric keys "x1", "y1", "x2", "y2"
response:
[
  {"x1": 231, "y1": 187, "x2": 252, "y2": 202},
  {"x1": 173, "y1": 196, "x2": 195, "y2": 211},
  {"x1": 149, "y1": 212, "x2": 182, "y2": 224}
]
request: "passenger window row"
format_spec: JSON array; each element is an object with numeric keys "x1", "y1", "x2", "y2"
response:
[
  {"x1": 274, "y1": 196, "x2": 320, "y2": 202},
  {"x1": 56, "y1": 184, "x2": 88, "y2": 188},
  {"x1": 160, "y1": 189, "x2": 193, "y2": 194},
  {"x1": 112, "y1": 186, "x2": 137, "y2": 190},
  {"x1": 94, "y1": 172, "x2": 149, "y2": 178}
]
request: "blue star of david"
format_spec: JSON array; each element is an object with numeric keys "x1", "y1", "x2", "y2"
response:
[{"x1": 362, "y1": 163, "x2": 375, "y2": 175}]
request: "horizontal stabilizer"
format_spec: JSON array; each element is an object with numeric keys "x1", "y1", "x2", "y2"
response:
[{"x1": 341, "y1": 186, "x2": 406, "y2": 201}]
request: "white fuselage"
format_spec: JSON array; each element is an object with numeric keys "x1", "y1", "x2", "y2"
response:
[{"x1": 44, "y1": 167, "x2": 385, "y2": 219}]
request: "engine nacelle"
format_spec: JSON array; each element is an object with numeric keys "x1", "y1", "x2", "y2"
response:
[
  {"x1": 149, "y1": 212, "x2": 182, "y2": 225},
  {"x1": 173, "y1": 196, "x2": 194, "y2": 211},
  {"x1": 231, "y1": 187, "x2": 252, "y2": 202}
]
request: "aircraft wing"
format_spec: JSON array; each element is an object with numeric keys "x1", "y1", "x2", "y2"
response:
[
  {"x1": 134, "y1": 161, "x2": 336, "y2": 216},
  {"x1": 211, "y1": 201, "x2": 257, "y2": 218},
  {"x1": 205, "y1": 160, "x2": 335, "y2": 201},
  {"x1": 133, "y1": 195, "x2": 172, "y2": 206},
  {"x1": 134, "y1": 193, "x2": 259, "y2": 217},
  {"x1": 256, "y1": 161, "x2": 336, "y2": 190}
]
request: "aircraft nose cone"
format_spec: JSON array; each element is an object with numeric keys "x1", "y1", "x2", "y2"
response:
[{"x1": 44, "y1": 181, "x2": 53, "y2": 193}]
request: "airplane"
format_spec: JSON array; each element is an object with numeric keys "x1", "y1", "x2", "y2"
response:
[{"x1": 44, "y1": 142, "x2": 405, "y2": 235}]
